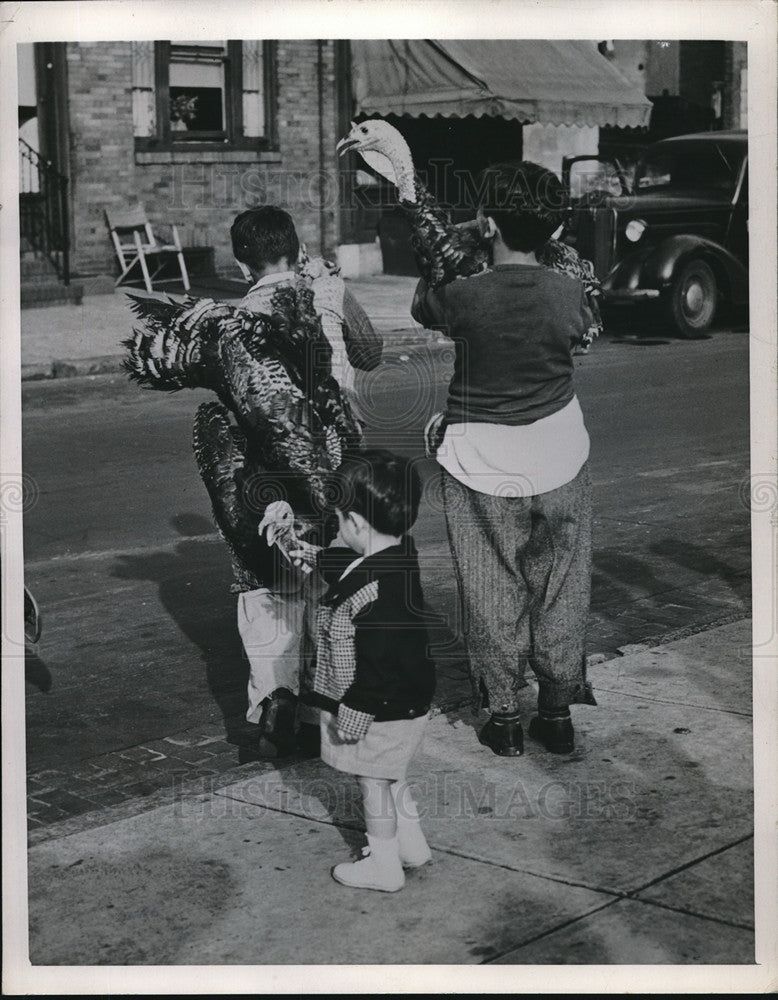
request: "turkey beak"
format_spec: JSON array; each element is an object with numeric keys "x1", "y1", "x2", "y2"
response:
[
  {"x1": 336, "y1": 134, "x2": 359, "y2": 156},
  {"x1": 337, "y1": 123, "x2": 363, "y2": 155}
]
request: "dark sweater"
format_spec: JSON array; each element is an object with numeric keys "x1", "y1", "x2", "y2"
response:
[
  {"x1": 412, "y1": 265, "x2": 592, "y2": 425},
  {"x1": 308, "y1": 539, "x2": 436, "y2": 728}
]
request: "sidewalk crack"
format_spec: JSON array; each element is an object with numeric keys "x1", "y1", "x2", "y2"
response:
[
  {"x1": 625, "y1": 895, "x2": 754, "y2": 933},
  {"x1": 625, "y1": 833, "x2": 753, "y2": 898},
  {"x1": 479, "y1": 898, "x2": 621, "y2": 964},
  {"x1": 591, "y1": 686, "x2": 753, "y2": 717}
]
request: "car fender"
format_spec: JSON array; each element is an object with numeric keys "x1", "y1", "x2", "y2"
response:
[{"x1": 603, "y1": 235, "x2": 749, "y2": 303}]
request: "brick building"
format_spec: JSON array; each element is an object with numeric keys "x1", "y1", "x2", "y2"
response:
[
  {"x1": 18, "y1": 38, "x2": 746, "y2": 290},
  {"x1": 20, "y1": 40, "x2": 343, "y2": 290}
]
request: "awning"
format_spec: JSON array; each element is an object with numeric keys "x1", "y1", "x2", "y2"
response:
[{"x1": 352, "y1": 40, "x2": 652, "y2": 129}]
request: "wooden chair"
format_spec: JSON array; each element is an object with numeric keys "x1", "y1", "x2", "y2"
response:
[{"x1": 106, "y1": 207, "x2": 190, "y2": 293}]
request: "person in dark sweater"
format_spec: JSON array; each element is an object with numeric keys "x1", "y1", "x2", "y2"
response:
[
  {"x1": 412, "y1": 161, "x2": 597, "y2": 759},
  {"x1": 294, "y1": 449, "x2": 435, "y2": 892}
]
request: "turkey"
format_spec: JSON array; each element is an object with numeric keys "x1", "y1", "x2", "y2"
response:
[
  {"x1": 257, "y1": 500, "x2": 298, "y2": 559},
  {"x1": 337, "y1": 118, "x2": 602, "y2": 347},
  {"x1": 123, "y1": 261, "x2": 362, "y2": 592}
]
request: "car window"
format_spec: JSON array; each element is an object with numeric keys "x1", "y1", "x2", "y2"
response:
[
  {"x1": 636, "y1": 142, "x2": 744, "y2": 196},
  {"x1": 568, "y1": 159, "x2": 624, "y2": 200}
]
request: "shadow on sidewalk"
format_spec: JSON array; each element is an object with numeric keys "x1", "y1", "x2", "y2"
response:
[
  {"x1": 109, "y1": 513, "x2": 477, "y2": 767},
  {"x1": 25, "y1": 649, "x2": 53, "y2": 693},
  {"x1": 651, "y1": 535, "x2": 751, "y2": 596},
  {"x1": 112, "y1": 514, "x2": 250, "y2": 742}
]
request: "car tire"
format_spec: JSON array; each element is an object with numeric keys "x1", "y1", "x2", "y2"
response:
[{"x1": 665, "y1": 258, "x2": 718, "y2": 338}]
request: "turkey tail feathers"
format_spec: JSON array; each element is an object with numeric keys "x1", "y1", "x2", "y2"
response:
[
  {"x1": 125, "y1": 291, "x2": 181, "y2": 324},
  {"x1": 122, "y1": 327, "x2": 187, "y2": 390},
  {"x1": 123, "y1": 293, "x2": 225, "y2": 392},
  {"x1": 192, "y1": 401, "x2": 260, "y2": 573}
]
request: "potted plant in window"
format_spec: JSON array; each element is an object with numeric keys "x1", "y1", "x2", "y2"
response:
[{"x1": 170, "y1": 94, "x2": 198, "y2": 131}]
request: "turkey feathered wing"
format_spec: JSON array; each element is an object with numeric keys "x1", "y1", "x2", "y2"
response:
[
  {"x1": 123, "y1": 271, "x2": 362, "y2": 589},
  {"x1": 402, "y1": 178, "x2": 603, "y2": 348}
]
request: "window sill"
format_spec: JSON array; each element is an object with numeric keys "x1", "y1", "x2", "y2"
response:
[{"x1": 135, "y1": 148, "x2": 283, "y2": 165}]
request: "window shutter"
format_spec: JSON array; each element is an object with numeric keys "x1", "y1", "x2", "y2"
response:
[
  {"x1": 241, "y1": 40, "x2": 264, "y2": 138},
  {"x1": 131, "y1": 41, "x2": 156, "y2": 137}
]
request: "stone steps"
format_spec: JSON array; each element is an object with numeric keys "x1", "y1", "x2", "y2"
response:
[
  {"x1": 21, "y1": 280, "x2": 84, "y2": 309},
  {"x1": 20, "y1": 252, "x2": 83, "y2": 308}
]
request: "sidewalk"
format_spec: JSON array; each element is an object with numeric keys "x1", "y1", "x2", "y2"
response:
[
  {"x1": 19, "y1": 276, "x2": 429, "y2": 381},
  {"x1": 22, "y1": 617, "x2": 755, "y2": 969}
]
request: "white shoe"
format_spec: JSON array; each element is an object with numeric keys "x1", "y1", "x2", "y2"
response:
[
  {"x1": 391, "y1": 784, "x2": 432, "y2": 868},
  {"x1": 397, "y1": 818, "x2": 432, "y2": 868},
  {"x1": 332, "y1": 835, "x2": 405, "y2": 892}
]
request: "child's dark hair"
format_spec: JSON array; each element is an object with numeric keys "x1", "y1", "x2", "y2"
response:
[
  {"x1": 326, "y1": 449, "x2": 421, "y2": 537},
  {"x1": 479, "y1": 161, "x2": 566, "y2": 252},
  {"x1": 231, "y1": 206, "x2": 300, "y2": 272}
]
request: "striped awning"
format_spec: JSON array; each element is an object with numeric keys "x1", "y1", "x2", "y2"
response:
[{"x1": 352, "y1": 40, "x2": 652, "y2": 129}]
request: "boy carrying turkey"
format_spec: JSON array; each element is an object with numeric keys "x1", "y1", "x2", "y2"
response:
[
  {"x1": 230, "y1": 206, "x2": 382, "y2": 759},
  {"x1": 410, "y1": 161, "x2": 597, "y2": 759}
]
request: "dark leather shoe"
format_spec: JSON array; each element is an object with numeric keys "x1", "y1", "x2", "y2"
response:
[
  {"x1": 528, "y1": 715, "x2": 574, "y2": 754},
  {"x1": 258, "y1": 688, "x2": 298, "y2": 757},
  {"x1": 229, "y1": 720, "x2": 263, "y2": 749},
  {"x1": 296, "y1": 722, "x2": 321, "y2": 757},
  {"x1": 478, "y1": 715, "x2": 524, "y2": 757}
]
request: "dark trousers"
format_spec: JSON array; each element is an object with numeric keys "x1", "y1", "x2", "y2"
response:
[{"x1": 441, "y1": 462, "x2": 595, "y2": 714}]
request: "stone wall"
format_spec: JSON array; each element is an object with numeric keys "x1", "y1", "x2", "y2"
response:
[{"x1": 66, "y1": 40, "x2": 340, "y2": 279}]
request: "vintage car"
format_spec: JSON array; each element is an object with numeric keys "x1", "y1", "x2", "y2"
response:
[{"x1": 563, "y1": 131, "x2": 748, "y2": 337}]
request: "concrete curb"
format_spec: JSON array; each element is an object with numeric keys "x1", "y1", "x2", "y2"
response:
[
  {"x1": 26, "y1": 613, "x2": 750, "y2": 848},
  {"x1": 21, "y1": 355, "x2": 127, "y2": 382}
]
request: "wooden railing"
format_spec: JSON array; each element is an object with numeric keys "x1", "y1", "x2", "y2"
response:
[{"x1": 19, "y1": 138, "x2": 70, "y2": 285}]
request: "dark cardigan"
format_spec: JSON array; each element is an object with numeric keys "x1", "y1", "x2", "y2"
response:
[{"x1": 307, "y1": 538, "x2": 436, "y2": 735}]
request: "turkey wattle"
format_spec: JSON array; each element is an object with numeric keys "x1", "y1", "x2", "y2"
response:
[{"x1": 337, "y1": 118, "x2": 602, "y2": 346}]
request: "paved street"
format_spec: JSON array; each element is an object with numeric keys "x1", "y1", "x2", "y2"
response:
[{"x1": 20, "y1": 320, "x2": 751, "y2": 825}]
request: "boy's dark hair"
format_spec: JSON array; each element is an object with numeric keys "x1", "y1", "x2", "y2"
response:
[
  {"x1": 479, "y1": 161, "x2": 566, "y2": 252},
  {"x1": 326, "y1": 449, "x2": 421, "y2": 537},
  {"x1": 231, "y1": 206, "x2": 300, "y2": 272}
]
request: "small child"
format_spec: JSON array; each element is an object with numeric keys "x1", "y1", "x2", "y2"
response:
[{"x1": 299, "y1": 448, "x2": 435, "y2": 892}]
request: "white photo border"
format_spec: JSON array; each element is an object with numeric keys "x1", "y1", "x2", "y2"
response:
[{"x1": 2, "y1": 0, "x2": 776, "y2": 994}]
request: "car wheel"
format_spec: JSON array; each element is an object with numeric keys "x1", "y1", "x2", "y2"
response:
[{"x1": 665, "y1": 258, "x2": 718, "y2": 338}]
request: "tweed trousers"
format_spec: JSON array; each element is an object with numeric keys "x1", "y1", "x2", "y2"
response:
[{"x1": 441, "y1": 461, "x2": 595, "y2": 715}]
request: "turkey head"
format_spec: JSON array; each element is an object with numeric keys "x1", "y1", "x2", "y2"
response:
[{"x1": 337, "y1": 119, "x2": 417, "y2": 203}]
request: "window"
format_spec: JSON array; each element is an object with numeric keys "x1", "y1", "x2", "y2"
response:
[
  {"x1": 132, "y1": 40, "x2": 276, "y2": 149},
  {"x1": 169, "y1": 41, "x2": 228, "y2": 137},
  {"x1": 636, "y1": 142, "x2": 745, "y2": 197}
]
